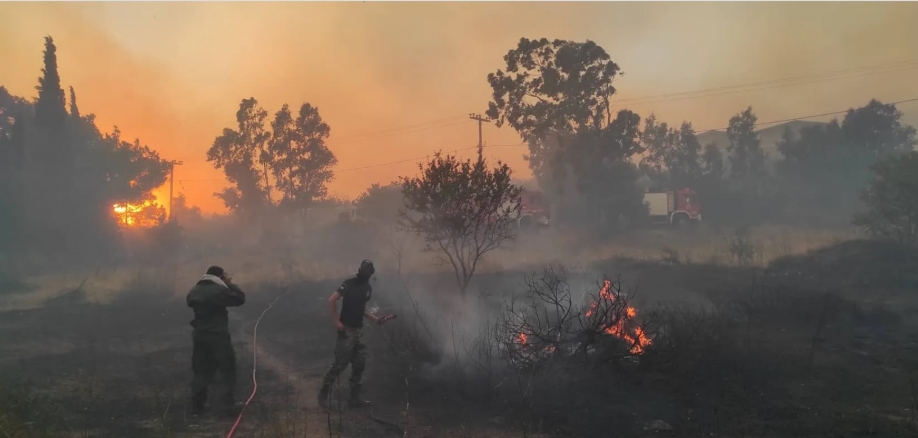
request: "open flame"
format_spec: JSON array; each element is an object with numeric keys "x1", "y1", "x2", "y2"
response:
[
  {"x1": 512, "y1": 280, "x2": 652, "y2": 357},
  {"x1": 587, "y1": 280, "x2": 652, "y2": 354}
]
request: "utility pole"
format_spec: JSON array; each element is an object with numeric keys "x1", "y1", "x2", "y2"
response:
[
  {"x1": 168, "y1": 160, "x2": 183, "y2": 222},
  {"x1": 469, "y1": 113, "x2": 491, "y2": 163}
]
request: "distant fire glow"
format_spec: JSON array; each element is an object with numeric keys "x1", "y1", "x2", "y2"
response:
[{"x1": 112, "y1": 201, "x2": 163, "y2": 228}]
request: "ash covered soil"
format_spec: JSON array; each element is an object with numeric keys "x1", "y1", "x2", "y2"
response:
[{"x1": 1, "y1": 239, "x2": 918, "y2": 437}]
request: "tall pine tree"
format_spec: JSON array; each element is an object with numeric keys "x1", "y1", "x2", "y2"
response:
[{"x1": 35, "y1": 36, "x2": 67, "y2": 131}]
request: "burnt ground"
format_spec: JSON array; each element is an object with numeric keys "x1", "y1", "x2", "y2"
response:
[
  {"x1": 1, "y1": 239, "x2": 918, "y2": 437},
  {"x1": 0, "y1": 276, "x2": 407, "y2": 438}
]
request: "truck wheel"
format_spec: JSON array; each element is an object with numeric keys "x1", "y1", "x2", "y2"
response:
[
  {"x1": 519, "y1": 215, "x2": 534, "y2": 231},
  {"x1": 672, "y1": 214, "x2": 687, "y2": 229}
]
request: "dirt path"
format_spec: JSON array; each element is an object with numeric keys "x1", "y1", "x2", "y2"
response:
[{"x1": 232, "y1": 314, "x2": 404, "y2": 438}]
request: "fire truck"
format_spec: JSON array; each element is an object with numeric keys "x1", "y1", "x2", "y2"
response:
[
  {"x1": 518, "y1": 189, "x2": 551, "y2": 230},
  {"x1": 515, "y1": 187, "x2": 701, "y2": 229},
  {"x1": 643, "y1": 188, "x2": 702, "y2": 227}
]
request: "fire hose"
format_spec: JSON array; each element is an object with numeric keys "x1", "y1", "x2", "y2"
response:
[
  {"x1": 224, "y1": 289, "x2": 400, "y2": 437},
  {"x1": 225, "y1": 289, "x2": 290, "y2": 438}
]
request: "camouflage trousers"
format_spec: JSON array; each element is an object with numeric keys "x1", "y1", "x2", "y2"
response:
[
  {"x1": 322, "y1": 327, "x2": 366, "y2": 389},
  {"x1": 190, "y1": 333, "x2": 237, "y2": 410}
]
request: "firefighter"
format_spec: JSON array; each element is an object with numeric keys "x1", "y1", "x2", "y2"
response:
[
  {"x1": 186, "y1": 266, "x2": 246, "y2": 417},
  {"x1": 318, "y1": 259, "x2": 393, "y2": 409}
]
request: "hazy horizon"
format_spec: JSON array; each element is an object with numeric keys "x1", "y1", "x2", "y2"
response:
[{"x1": 3, "y1": 2, "x2": 917, "y2": 214}]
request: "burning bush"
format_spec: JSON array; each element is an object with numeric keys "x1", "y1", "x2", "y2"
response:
[{"x1": 495, "y1": 265, "x2": 655, "y2": 370}]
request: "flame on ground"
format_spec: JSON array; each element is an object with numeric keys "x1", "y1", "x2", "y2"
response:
[
  {"x1": 514, "y1": 280, "x2": 652, "y2": 356},
  {"x1": 587, "y1": 280, "x2": 652, "y2": 354},
  {"x1": 517, "y1": 332, "x2": 528, "y2": 346}
]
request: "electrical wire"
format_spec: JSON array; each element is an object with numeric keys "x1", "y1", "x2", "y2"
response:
[
  {"x1": 174, "y1": 57, "x2": 918, "y2": 168},
  {"x1": 335, "y1": 143, "x2": 525, "y2": 173},
  {"x1": 177, "y1": 143, "x2": 526, "y2": 182},
  {"x1": 225, "y1": 288, "x2": 290, "y2": 438},
  {"x1": 613, "y1": 59, "x2": 918, "y2": 106},
  {"x1": 696, "y1": 97, "x2": 918, "y2": 133},
  {"x1": 331, "y1": 115, "x2": 467, "y2": 141},
  {"x1": 177, "y1": 97, "x2": 918, "y2": 184}
]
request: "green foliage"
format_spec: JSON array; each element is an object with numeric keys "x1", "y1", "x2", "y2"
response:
[
  {"x1": 842, "y1": 99, "x2": 917, "y2": 158},
  {"x1": 726, "y1": 107, "x2": 766, "y2": 184},
  {"x1": 34, "y1": 36, "x2": 67, "y2": 131},
  {"x1": 778, "y1": 99, "x2": 917, "y2": 223},
  {"x1": 639, "y1": 115, "x2": 703, "y2": 190},
  {"x1": 207, "y1": 97, "x2": 272, "y2": 216},
  {"x1": 853, "y1": 151, "x2": 918, "y2": 244},
  {"x1": 400, "y1": 154, "x2": 522, "y2": 294},
  {"x1": 68, "y1": 86, "x2": 80, "y2": 119},
  {"x1": 486, "y1": 38, "x2": 622, "y2": 141},
  {"x1": 355, "y1": 181, "x2": 403, "y2": 224},
  {"x1": 207, "y1": 98, "x2": 337, "y2": 217},
  {"x1": 567, "y1": 110, "x2": 648, "y2": 230},
  {"x1": 171, "y1": 193, "x2": 203, "y2": 224},
  {"x1": 487, "y1": 38, "x2": 624, "y2": 198},
  {"x1": 269, "y1": 103, "x2": 337, "y2": 210},
  {"x1": 0, "y1": 38, "x2": 169, "y2": 259},
  {"x1": 102, "y1": 128, "x2": 170, "y2": 203},
  {"x1": 486, "y1": 38, "x2": 658, "y2": 230},
  {"x1": 701, "y1": 142, "x2": 724, "y2": 181}
]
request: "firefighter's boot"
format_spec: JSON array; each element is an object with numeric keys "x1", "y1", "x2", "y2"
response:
[
  {"x1": 348, "y1": 385, "x2": 370, "y2": 409},
  {"x1": 317, "y1": 384, "x2": 331, "y2": 410}
]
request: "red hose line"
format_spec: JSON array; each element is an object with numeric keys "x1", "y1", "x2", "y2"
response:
[{"x1": 226, "y1": 289, "x2": 289, "y2": 438}]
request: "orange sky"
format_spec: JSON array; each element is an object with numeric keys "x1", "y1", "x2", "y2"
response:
[{"x1": 2, "y1": 2, "x2": 917, "y2": 214}]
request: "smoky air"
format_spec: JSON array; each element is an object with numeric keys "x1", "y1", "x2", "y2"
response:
[{"x1": 1, "y1": 3, "x2": 918, "y2": 437}]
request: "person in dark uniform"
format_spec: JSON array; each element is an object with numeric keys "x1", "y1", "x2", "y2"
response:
[
  {"x1": 318, "y1": 260, "x2": 393, "y2": 409},
  {"x1": 186, "y1": 266, "x2": 246, "y2": 416}
]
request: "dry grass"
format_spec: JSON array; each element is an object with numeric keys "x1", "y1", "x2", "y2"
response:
[
  {"x1": 0, "y1": 222, "x2": 907, "y2": 438},
  {"x1": 2, "y1": 223, "x2": 853, "y2": 314}
]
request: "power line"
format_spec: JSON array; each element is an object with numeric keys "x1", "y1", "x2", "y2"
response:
[
  {"x1": 614, "y1": 59, "x2": 918, "y2": 106},
  {"x1": 331, "y1": 115, "x2": 467, "y2": 141},
  {"x1": 320, "y1": 59, "x2": 918, "y2": 143},
  {"x1": 696, "y1": 97, "x2": 918, "y2": 133},
  {"x1": 469, "y1": 113, "x2": 491, "y2": 163},
  {"x1": 176, "y1": 58, "x2": 918, "y2": 168},
  {"x1": 336, "y1": 143, "x2": 524, "y2": 173},
  {"x1": 176, "y1": 143, "x2": 525, "y2": 183},
  {"x1": 330, "y1": 60, "x2": 918, "y2": 145},
  {"x1": 176, "y1": 98, "x2": 918, "y2": 184}
]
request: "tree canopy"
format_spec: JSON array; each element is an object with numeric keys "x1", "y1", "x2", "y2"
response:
[
  {"x1": 208, "y1": 98, "x2": 337, "y2": 218},
  {"x1": 400, "y1": 154, "x2": 522, "y2": 295},
  {"x1": 0, "y1": 37, "x2": 169, "y2": 260},
  {"x1": 777, "y1": 99, "x2": 917, "y2": 222},
  {"x1": 639, "y1": 115, "x2": 703, "y2": 190},
  {"x1": 854, "y1": 151, "x2": 918, "y2": 243},
  {"x1": 355, "y1": 181, "x2": 404, "y2": 225},
  {"x1": 487, "y1": 38, "x2": 625, "y2": 201}
]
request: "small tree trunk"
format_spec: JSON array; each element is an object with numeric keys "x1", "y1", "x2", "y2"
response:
[{"x1": 263, "y1": 163, "x2": 273, "y2": 205}]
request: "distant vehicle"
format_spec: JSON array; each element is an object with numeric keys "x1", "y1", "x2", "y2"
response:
[
  {"x1": 513, "y1": 187, "x2": 702, "y2": 230},
  {"x1": 643, "y1": 188, "x2": 701, "y2": 227},
  {"x1": 518, "y1": 189, "x2": 550, "y2": 230}
]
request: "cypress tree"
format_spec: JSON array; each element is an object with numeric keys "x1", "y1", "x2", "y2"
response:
[
  {"x1": 34, "y1": 36, "x2": 67, "y2": 131},
  {"x1": 69, "y1": 86, "x2": 80, "y2": 119}
]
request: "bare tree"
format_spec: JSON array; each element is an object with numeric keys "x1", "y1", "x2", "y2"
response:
[{"x1": 400, "y1": 153, "x2": 522, "y2": 296}]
